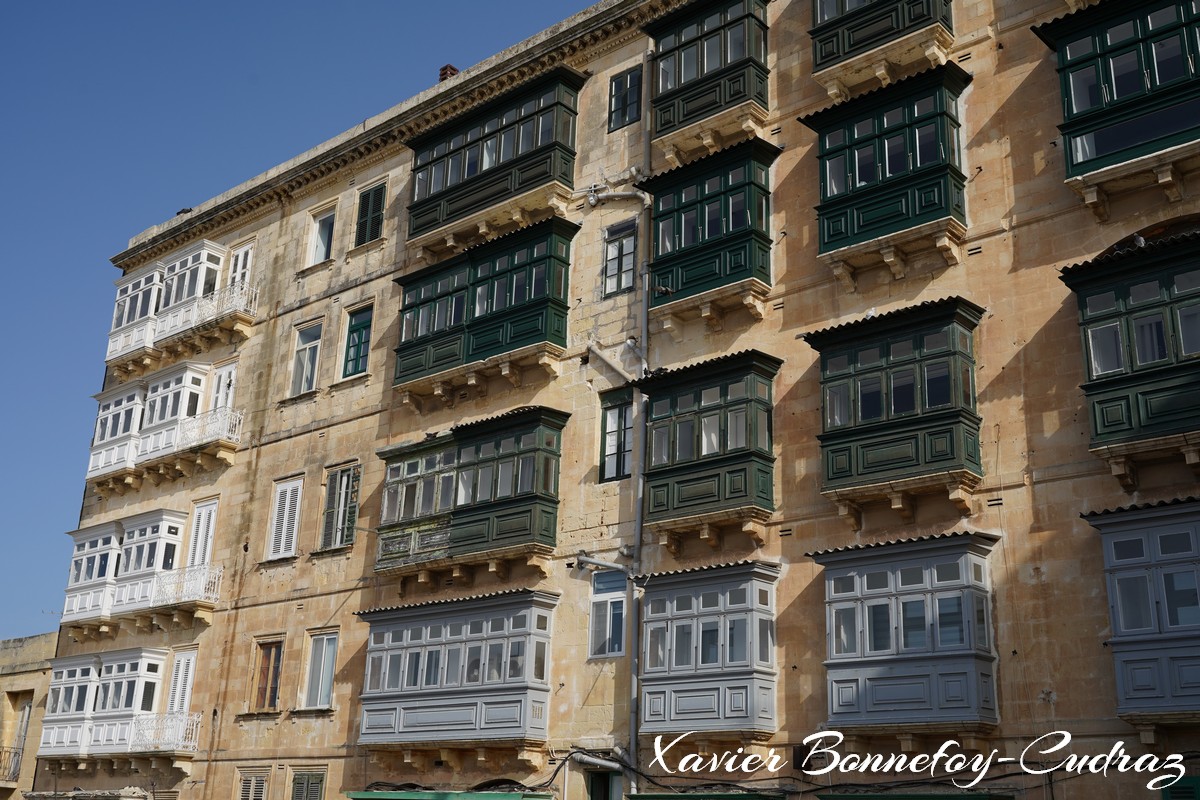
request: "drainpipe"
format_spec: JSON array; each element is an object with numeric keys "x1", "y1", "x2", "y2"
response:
[{"x1": 626, "y1": 43, "x2": 655, "y2": 797}]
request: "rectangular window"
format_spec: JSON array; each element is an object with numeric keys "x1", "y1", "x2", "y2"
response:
[
  {"x1": 268, "y1": 478, "x2": 303, "y2": 559},
  {"x1": 604, "y1": 221, "x2": 637, "y2": 295},
  {"x1": 304, "y1": 632, "x2": 338, "y2": 709},
  {"x1": 343, "y1": 306, "x2": 373, "y2": 378},
  {"x1": 354, "y1": 183, "x2": 386, "y2": 247},
  {"x1": 600, "y1": 398, "x2": 634, "y2": 481},
  {"x1": 239, "y1": 774, "x2": 268, "y2": 800},
  {"x1": 291, "y1": 774, "x2": 324, "y2": 800},
  {"x1": 590, "y1": 571, "x2": 626, "y2": 657},
  {"x1": 608, "y1": 67, "x2": 642, "y2": 131},
  {"x1": 321, "y1": 465, "x2": 360, "y2": 549},
  {"x1": 254, "y1": 640, "x2": 284, "y2": 711},
  {"x1": 292, "y1": 323, "x2": 322, "y2": 396},
  {"x1": 311, "y1": 209, "x2": 336, "y2": 264}
]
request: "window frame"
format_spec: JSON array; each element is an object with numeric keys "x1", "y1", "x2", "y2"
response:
[
  {"x1": 321, "y1": 464, "x2": 361, "y2": 550},
  {"x1": 608, "y1": 66, "x2": 642, "y2": 132},
  {"x1": 302, "y1": 631, "x2": 339, "y2": 709},
  {"x1": 291, "y1": 322, "x2": 323, "y2": 396},
  {"x1": 645, "y1": 371, "x2": 773, "y2": 471},
  {"x1": 290, "y1": 772, "x2": 325, "y2": 800},
  {"x1": 651, "y1": 155, "x2": 771, "y2": 260},
  {"x1": 238, "y1": 771, "x2": 269, "y2": 800},
  {"x1": 600, "y1": 390, "x2": 634, "y2": 481},
  {"x1": 311, "y1": 207, "x2": 337, "y2": 265},
  {"x1": 652, "y1": 0, "x2": 769, "y2": 98},
  {"x1": 267, "y1": 477, "x2": 303, "y2": 560},
  {"x1": 590, "y1": 571, "x2": 627, "y2": 658},
  {"x1": 253, "y1": 638, "x2": 285, "y2": 712},
  {"x1": 603, "y1": 220, "x2": 638, "y2": 296},
  {"x1": 354, "y1": 183, "x2": 387, "y2": 248},
  {"x1": 342, "y1": 305, "x2": 373, "y2": 378}
]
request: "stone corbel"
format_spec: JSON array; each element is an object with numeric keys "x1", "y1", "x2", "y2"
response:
[
  {"x1": 398, "y1": 390, "x2": 424, "y2": 414},
  {"x1": 1184, "y1": 445, "x2": 1200, "y2": 480},
  {"x1": 477, "y1": 219, "x2": 494, "y2": 239},
  {"x1": 402, "y1": 750, "x2": 430, "y2": 772},
  {"x1": 822, "y1": 77, "x2": 850, "y2": 103},
  {"x1": 465, "y1": 370, "x2": 487, "y2": 399},
  {"x1": 890, "y1": 491, "x2": 914, "y2": 522},
  {"x1": 171, "y1": 609, "x2": 194, "y2": 628},
  {"x1": 546, "y1": 191, "x2": 569, "y2": 218},
  {"x1": 516, "y1": 746, "x2": 547, "y2": 770},
  {"x1": 742, "y1": 290, "x2": 765, "y2": 319},
  {"x1": 143, "y1": 470, "x2": 163, "y2": 487},
  {"x1": 836, "y1": 500, "x2": 863, "y2": 533},
  {"x1": 880, "y1": 245, "x2": 907, "y2": 280},
  {"x1": 438, "y1": 749, "x2": 463, "y2": 771},
  {"x1": 659, "y1": 531, "x2": 682, "y2": 556},
  {"x1": 698, "y1": 523, "x2": 722, "y2": 550},
  {"x1": 197, "y1": 452, "x2": 221, "y2": 471},
  {"x1": 659, "y1": 314, "x2": 685, "y2": 343},
  {"x1": 1080, "y1": 184, "x2": 1109, "y2": 222},
  {"x1": 174, "y1": 459, "x2": 194, "y2": 478},
  {"x1": 743, "y1": 519, "x2": 767, "y2": 548},
  {"x1": 830, "y1": 260, "x2": 857, "y2": 293},
  {"x1": 149, "y1": 757, "x2": 171, "y2": 774},
  {"x1": 700, "y1": 301, "x2": 724, "y2": 332},
  {"x1": 924, "y1": 37, "x2": 949, "y2": 67},
  {"x1": 500, "y1": 360, "x2": 522, "y2": 388},
  {"x1": 488, "y1": 559, "x2": 510, "y2": 581},
  {"x1": 1107, "y1": 455, "x2": 1138, "y2": 491},
  {"x1": 537, "y1": 352, "x2": 560, "y2": 378},
  {"x1": 417, "y1": 569, "x2": 434, "y2": 587},
  {"x1": 513, "y1": 206, "x2": 531, "y2": 226},
  {"x1": 123, "y1": 473, "x2": 143, "y2": 492},
  {"x1": 700, "y1": 128, "x2": 723, "y2": 154},
  {"x1": 151, "y1": 612, "x2": 171, "y2": 631},
  {"x1": 935, "y1": 231, "x2": 962, "y2": 268},
  {"x1": 526, "y1": 554, "x2": 551, "y2": 578},
  {"x1": 948, "y1": 483, "x2": 974, "y2": 516},
  {"x1": 1155, "y1": 164, "x2": 1184, "y2": 202},
  {"x1": 432, "y1": 380, "x2": 455, "y2": 407},
  {"x1": 452, "y1": 564, "x2": 474, "y2": 586},
  {"x1": 896, "y1": 733, "x2": 921, "y2": 753},
  {"x1": 192, "y1": 608, "x2": 213, "y2": 626},
  {"x1": 444, "y1": 233, "x2": 461, "y2": 253},
  {"x1": 874, "y1": 59, "x2": 895, "y2": 86},
  {"x1": 663, "y1": 143, "x2": 683, "y2": 169}
]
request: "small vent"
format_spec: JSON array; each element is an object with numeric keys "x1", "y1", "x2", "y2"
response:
[
  {"x1": 967, "y1": 245, "x2": 983, "y2": 256},
  {"x1": 987, "y1": 498, "x2": 1003, "y2": 507},
  {"x1": 770, "y1": 125, "x2": 783, "y2": 135},
  {"x1": 957, "y1": 52, "x2": 973, "y2": 62},
  {"x1": 772, "y1": 301, "x2": 785, "y2": 311},
  {"x1": 779, "y1": 528, "x2": 793, "y2": 537}
]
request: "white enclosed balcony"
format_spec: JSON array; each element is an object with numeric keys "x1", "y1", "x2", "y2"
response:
[{"x1": 154, "y1": 281, "x2": 258, "y2": 347}]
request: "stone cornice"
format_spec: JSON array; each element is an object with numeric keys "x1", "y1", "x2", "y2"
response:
[{"x1": 112, "y1": 0, "x2": 691, "y2": 273}]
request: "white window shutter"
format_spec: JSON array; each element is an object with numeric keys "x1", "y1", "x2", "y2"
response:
[
  {"x1": 167, "y1": 650, "x2": 196, "y2": 713},
  {"x1": 269, "y1": 479, "x2": 303, "y2": 558},
  {"x1": 188, "y1": 500, "x2": 218, "y2": 568}
]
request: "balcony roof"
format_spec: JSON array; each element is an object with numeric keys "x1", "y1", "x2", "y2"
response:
[
  {"x1": 1081, "y1": 495, "x2": 1200, "y2": 521},
  {"x1": 634, "y1": 137, "x2": 782, "y2": 190},
  {"x1": 1032, "y1": 0, "x2": 1141, "y2": 48},
  {"x1": 801, "y1": 295, "x2": 985, "y2": 349},
  {"x1": 805, "y1": 529, "x2": 1000, "y2": 559},
  {"x1": 799, "y1": 62, "x2": 971, "y2": 131},
  {"x1": 1059, "y1": 223, "x2": 1200, "y2": 280},
  {"x1": 358, "y1": 588, "x2": 561, "y2": 617},
  {"x1": 395, "y1": 217, "x2": 580, "y2": 287},
  {"x1": 634, "y1": 558, "x2": 780, "y2": 581},
  {"x1": 630, "y1": 349, "x2": 783, "y2": 391},
  {"x1": 376, "y1": 406, "x2": 570, "y2": 461}
]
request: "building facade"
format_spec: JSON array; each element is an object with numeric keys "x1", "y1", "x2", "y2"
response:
[
  {"x1": 1, "y1": 635, "x2": 54, "y2": 800},
  {"x1": 32, "y1": 1, "x2": 1200, "y2": 800}
]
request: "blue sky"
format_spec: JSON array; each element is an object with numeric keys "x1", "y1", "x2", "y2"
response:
[{"x1": 0, "y1": 0, "x2": 596, "y2": 639}]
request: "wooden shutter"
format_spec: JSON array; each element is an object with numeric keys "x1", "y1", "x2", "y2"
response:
[
  {"x1": 355, "y1": 184, "x2": 385, "y2": 247},
  {"x1": 240, "y1": 775, "x2": 267, "y2": 800},
  {"x1": 167, "y1": 650, "x2": 196, "y2": 713},
  {"x1": 270, "y1": 479, "x2": 303, "y2": 558},
  {"x1": 321, "y1": 466, "x2": 360, "y2": 549},
  {"x1": 1166, "y1": 779, "x2": 1200, "y2": 800},
  {"x1": 291, "y1": 774, "x2": 324, "y2": 800},
  {"x1": 188, "y1": 500, "x2": 218, "y2": 568}
]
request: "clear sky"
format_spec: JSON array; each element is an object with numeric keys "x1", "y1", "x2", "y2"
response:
[{"x1": 0, "y1": 0, "x2": 597, "y2": 639}]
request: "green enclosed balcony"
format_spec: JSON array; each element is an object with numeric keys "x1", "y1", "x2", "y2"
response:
[
  {"x1": 645, "y1": 0, "x2": 770, "y2": 168},
  {"x1": 393, "y1": 219, "x2": 577, "y2": 409},
  {"x1": 405, "y1": 69, "x2": 584, "y2": 258},
  {"x1": 638, "y1": 139, "x2": 780, "y2": 338},
  {"x1": 1060, "y1": 226, "x2": 1200, "y2": 490},
  {"x1": 632, "y1": 350, "x2": 781, "y2": 555},
  {"x1": 376, "y1": 407, "x2": 568, "y2": 583},
  {"x1": 1034, "y1": 0, "x2": 1200, "y2": 219},
  {"x1": 803, "y1": 297, "x2": 985, "y2": 531},
  {"x1": 811, "y1": 0, "x2": 954, "y2": 102},
  {"x1": 800, "y1": 64, "x2": 970, "y2": 293}
]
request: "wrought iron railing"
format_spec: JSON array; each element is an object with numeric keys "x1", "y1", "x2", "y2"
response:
[
  {"x1": 155, "y1": 282, "x2": 259, "y2": 341},
  {"x1": 176, "y1": 406, "x2": 244, "y2": 450},
  {"x1": 129, "y1": 712, "x2": 201, "y2": 752},
  {"x1": 0, "y1": 746, "x2": 21, "y2": 782},
  {"x1": 153, "y1": 564, "x2": 223, "y2": 607}
]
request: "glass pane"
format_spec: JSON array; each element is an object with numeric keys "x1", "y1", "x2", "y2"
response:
[
  {"x1": 937, "y1": 595, "x2": 965, "y2": 646},
  {"x1": 859, "y1": 375, "x2": 882, "y2": 421},
  {"x1": 675, "y1": 418, "x2": 695, "y2": 461},
  {"x1": 1180, "y1": 306, "x2": 1200, "y2": 355},
  {"x1": 902, "y1": 599, "x2": 926, "y2": 649},
  {"x1": 1112, "y1": 538, "x2": 1145, "y2": 561},
  {"x1": 826, "y1": 384, "x2": 849, "y2": 427},
  {"x1": 727, "y1": 407, "x2": 748, "y2": 448},
  {"x1": 1164, "y1": 571, "x2": 1200, "y2": 626},
  {"x1": 884, "y1": 134, "x2": 906, "y2": 176},
  {"x1": 700, "y1": 620, "x2": 720, "y2": 664},
  {"x1": 867, "y1": 603, "x2": 891, "y2": 651},
  {"x1": 1087, "y1": 323, "x2": 1125, "y2": 375},
  {"x1": 728, "y1": 617, "x2": 747, "y2": 663},
  {"x1": 891, "y1": 368, "x2": 916, "y2": 414},
  {"x1": 915, "y1": 124, "x2": 938, "y2": 166},
  {"x1": 1069, "y1": 67, "x2": 1101, "y2": 113},
  {"x1": 1109, "y1": 50, "x2": 1143, "y2": 99},
  {"x1": 700, "y1": 414, "x2": 720, "y2": 455},
  {"x1": 1153, "y1": 35, "x2": 1187, "y2": 84},
  {"x1": 1133, "y1": 314, "x2": 1168, "y2": 364},
  {"x1": 834, "y1": 607, "x2": 857, "y2": 655},
  {"x1": 826, "y1": 154, "x2": 846, "y2": 196},
  {"x1": 1116, "y1": 574, "x2": 1153, "y2": 630},
  {"x1": 855, "y1": 145, "x2": 876, "y2": 186},
  {"x1": 673, "y1": 623, "x2": 693, "y2": 667},
  {"x1": 1130, "y1": 280, "x2": 1160, "y2": 304},
  {"x1": 924, "y1": 361, "x2": 951, "y2": 408},
  {"x1": 647, "y1": 625, "x2": 666, "y2": 669},
  {"x1": 1087, "y1": 290, "x2": 1117, "y2": 315}
]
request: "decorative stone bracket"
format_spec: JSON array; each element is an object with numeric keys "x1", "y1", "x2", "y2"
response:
[
  {"x1": 822, "y1": 469, "x2": 982, "y2": 533},
  {"x1": 1065, "y1": 139, "x2": 1200, "y2": 222},
  {"x1": 1091, "y1": 432, "x2": 1200, "y2": 491},
  {"x1": 394, "y1": 343, "x2": 564, "y2": 414},
  {"x1": 650, "y1": 278, "x2": 770, "y2": 343},
  {"x1": 819, "y1": 218, "x2": 966, "y2": 293},
  {"x1": 653, "y1": 101, "x2": 769, "y2": 172},
  {"x1": 645, "y1": 506, "x2": 771, "y2": 557},
  {"x1": 813, "y1": 24, "x2": 955, "y2": 103}
]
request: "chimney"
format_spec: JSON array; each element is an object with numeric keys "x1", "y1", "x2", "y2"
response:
[{"x1": 439, "y1": 64, "x2": 460, "y2": 82}]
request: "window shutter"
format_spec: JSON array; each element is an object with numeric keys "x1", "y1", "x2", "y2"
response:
[
  {"x1": 188, "y1": 500, "x2": 217, "y2": 568},
  {"x1": 321, "y1": 477, "x2": 339, "y2": 550},
  {"x1": 270, "y1": 479, "x2": 302, "y2": 558},
  {"x1": 368, "y1": 185, "x2": 385, "y2": 242},
  {"x1": 355, "y1": 185, "x2": 385, "y2": 247},
  {"x1": 167, "y1": 650, "x2": 196, "y2": 713},
  {"x1": 292, "y1": 774, "x2": 324, "y2": 800},
  {"x1": 241, "y1": 775, "x2": 267, "y2": 800},
  {"x1": 343, "y1": 467, "x2": 360, "y2": 545},
  {"x1": 1166, "y1": 779, "x2": 1200, "y2": 800}
]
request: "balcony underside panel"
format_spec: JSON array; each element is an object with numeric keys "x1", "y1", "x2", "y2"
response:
[
  {"x1": 360, "y1": 689, "x2": 548, "y2": 745},
  {"x1": 826, "y1": 653, "x2": 996, "y2": 727}
]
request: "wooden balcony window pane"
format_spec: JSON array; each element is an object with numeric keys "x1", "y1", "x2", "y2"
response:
[
  {"x1": 936, "y1": 596, "x2": 965, "y2": 646},
  {"x1": 833, "y1": 607, "x2": 857, "y2": 655},
  {"x1": 902, "y1": 599, "x2": 927, "y2": 649},
  {"x1": 1164, "y1": 571, "x2": 1200, "y2": 627},
  {"x1": 858, "y1": 375, "x2": 882, "y2": 421},
  {"x1": 673, "y1": 622, "x2": 694, "y2": 667},
  {"x1": 1087, "y1": 322, "x2": 1125, "y2": 376},
  {"x1": 924, "y1": 361, "x2": 951, "y2": 408},
  {"x1": 891, "y1": 367, "x2": 916, "y2": 414},
  {"x1": 1109, "y1": 50, "x2": 1143, "y2": 99},
  {"x1": 1133, "y1": 313, "x2": 1168, "y2": 364},
  {"x1": 867, "y1": 602, "x2": 891, "y2": 652},
  {"x1": 1116, "y1": 574, "x2": 1153, "y2": 631}
]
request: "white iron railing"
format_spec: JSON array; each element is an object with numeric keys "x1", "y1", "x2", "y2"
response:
[
  {"x1": 153, "y1": 564, "x2": 222, "y2": 607},
  {"x1": 0, "y1": 746, "x2": 21, "y2": 782},
  {"x1": 129, "y1": 712, "x2": 202, "y2": 752},
  {"x1": 176, "y1": 407, "x2": 244, "y2": 450},
  {"x1": 155, "y1": 282, "x2": 259, "y2": 342}
]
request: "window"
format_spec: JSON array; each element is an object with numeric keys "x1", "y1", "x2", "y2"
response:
[
  {"x1": 588, "y1": 772, "x2": 621, "y2": 800},
  {"x1": 816, "y1": 0, "x2": 873, "y2": 23},
  {"x1": 111, "y1": 271, "x2": 161, "y2": 332},
  {"x1": 411, "y1": 81, "x2": 579, "y2": 204},
  {"x1": 381, "y1": 418, "x2": 562, "y2": 526},
  {"x1": 161, "y1": 245, "x2": 222, "y2": 310},
  {"x1": 811, "y1": 533, "x2": 999, "y2": 726},
  {"x1": 354, "y1": 183, "x2": 386, "y2": 247},
  {"x1": 1072, "y1": 264, "x2": 1200, "y2": 379},
  {"x1": 600, "y1": 391, "x2": 634, "y2": 481},
  {"x1": 292, "y1": 323, "x2": 322, "y2": 396},
  {"x1": 321, "y1": 464, "x2": 360, "y2": 549},
  {"x1": 603, "y1": 221, "x2": 637, "y2": 296},
  {"x1": 608, "y1": 67, "x2": 641, "y2": 131},
  {"x1": 652, "y1": 154, "x2": 770, "y2": 259},
  {"x1": 254, "y1": 640, "x2": 284, "y2": 711},
  {"x1": 46, "y1": 651, "x2": 164, "y2": 719},
  {"x1": 304, "y1": 632, "x2": 338, "y2": 709},
  {"x1": 230, "y1": 242, "x2": 254, "y2": 286},
  {"x1": 811, "y1": 0, "x2": 953, "y2": 72},
  {"x1": 590, "y1": 571, "x2": 626, "y2": 657},
  {"x1": 652, "y1": 0, "x2": 768, "y2": 96},
  {"x1": 311, "y1": 209, "x2": 336, "y2": 264},
  {"x1": 343, "y1": 306, "x2": 373, "y2": 377},
  {"x1": 1036, "y1": 1, "x2": 1200, "y2": 174},
  {"x1": 268, "y1": 478, "x2": 303, "y2": 559},
  {"x1": 646, "y1": 369, "x2": 773, "y2": 469},
  {"x1": 291, "y1": 773, "x2": 325, "y2": 800},
  {"x1": 238, "y1": 773, "x2": 268, "y2": 800},
  {"x1": 67, "y1": 533, "x2": 117, "y2": 587}
]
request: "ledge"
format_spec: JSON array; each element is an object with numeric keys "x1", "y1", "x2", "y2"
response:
[
  {"x1": 89, "y1": 439, "x2": 237, "y2": 498},
  {"x1": 812, "y1": 23, "x2": 954, "y2": 102},
  {"x1": 36, "y1": 754, "x2": 195, "y2": 777},
  {"x1": 405, "y1": 182, "x2": 574, "y2": 268},
  {"x1": 346, "y1": 237, "x2": 389, "y2": 259},
  {"x1": 65, "y1": 605, "x2": 215, "y2": 641},
  {"x1": 153, "y1": 308, "x2": 255, "y2": 363},
  {"x1": 1119, "y1": 710, "x2": 1200, "y2": 745},
  {"x1": 652, "y1": 100, "x2": 769, "y2": 171},
  {"x1": 392, "y1": 342, "x2": 564, "y2": 413},
  {"x1": 375, "y1": 542, "x2": 554, "y2": 589},
  {"x1": 821, "y1": 468, "x2": 982, "y2": 532},
  {"x1": 826, "y1": 721, "x2": 998, "y2": 753},
  {"x1": 105, "y1": 344, "x2": 165, "y2": 381},
  {"x1": 650, "y1": 278, "x2": 771, "y2": 342},
  {"x1": 329, "y1": 372, "x2": 371, "y2": 391},
  {"x1": 643, "y1": 505, "x2": 772, "y2": 557},
  {"x1": 277, "y1": 388, "x2": 321, "y2": 407},
  {"x1": 361, "y1": 738, "x2": 547, "y2": 771},
  {"x1": 295, "y1": 258, "x2": 335, "y2": 279},
  {"x1": 309, "y1": 544, "x2": 354, "y2": 559},
  {"x1": 288, "y1": 706, "x2": 335, "y2": 718},
  {"x1": 257, "y1": 555, "x2": 300, "y2": 568},
  {"x1": 1090, "y1": 431, "x2": 1200, "y2": 491},
  {"x1": 1065, "y1": 139, "x2": 1200, "y2": 222},
  {"x1": 819, "y1": 217, "x2": 966, "y2": 293},
  {"x1": 235, "y1": 710, "x2": 283, "y2": 721}
]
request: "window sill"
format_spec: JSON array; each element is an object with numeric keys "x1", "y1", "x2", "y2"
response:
[
  {"x1": 288, "y1": 706, "x2": 335, "y2": 718},
  {"x1": 296, "y1": 259, "x2": 335, "y2": 279},
  {"x1": 309, "y1": 545, "x2": 354, "y2": 559},
  {"x1": 347, "y1": 237, "x2": 388, "y2": 259},
  {"x1": 236, "y1": 710, "x2": 283, "y2": 721},
  {"x1": 258, "y1": 555, "x2": 300, "y2": 567},
  {"x1": 278, "y1": 389, "x2": 321, "y2": 407},
  {"x1": 330, "y1": 372, "x2": 370, "y2": 391}
]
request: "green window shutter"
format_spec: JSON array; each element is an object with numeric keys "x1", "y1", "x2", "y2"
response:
[
  {"x1": 292, "y1": 774, "x2": 324, "y2": 800},
  {"x1": 344, "y1": 466, "x2": 360, "y2": 545},
  {"x1": 1165, "y1": 777, "x2": 1200, "y2": 800},
  {"x1": 355, "y1": 185, "x2": 385, "y2": 247}
]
